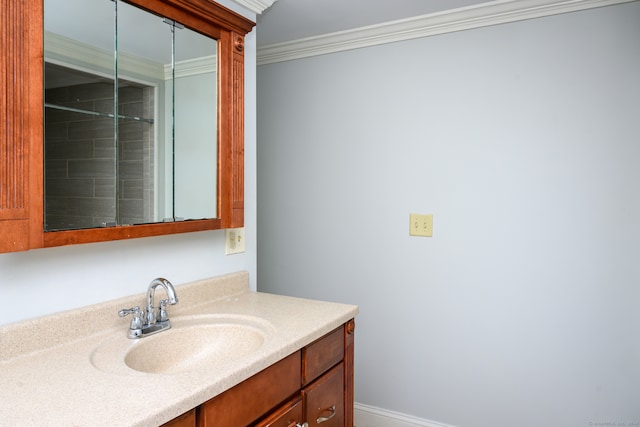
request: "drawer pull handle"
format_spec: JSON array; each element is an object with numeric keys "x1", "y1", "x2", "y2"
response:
[
  {"x1": 317, "y1": 405, "x2": 336, "y2": 424},
  {"x1": 293, "y1": 423, "x2": 308, "y2": 427}
]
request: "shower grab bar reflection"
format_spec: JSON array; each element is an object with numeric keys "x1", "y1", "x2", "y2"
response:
[{"x1": 45, "y1": 103, "x2": 154, "y2": 124}]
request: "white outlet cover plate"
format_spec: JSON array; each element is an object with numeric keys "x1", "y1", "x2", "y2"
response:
[{"x1": 225, "y1": 228, "x2": 246, "y2": 254}]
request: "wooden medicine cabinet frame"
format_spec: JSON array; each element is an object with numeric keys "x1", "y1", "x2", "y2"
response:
[{"x1": 0, "y1": 0, "x2": 254, "y2": 253}]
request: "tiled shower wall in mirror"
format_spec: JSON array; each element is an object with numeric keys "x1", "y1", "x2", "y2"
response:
[{"x1": 44, "y1": 80, "x2": 154, "y2": 230}]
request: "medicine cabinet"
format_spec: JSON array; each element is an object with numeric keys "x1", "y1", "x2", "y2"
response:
[{"x1": 0, "y1": 0, "x2": 254, "y2": 252}]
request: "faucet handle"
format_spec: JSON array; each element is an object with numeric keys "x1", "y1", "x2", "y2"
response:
[
  {"x1": 157, "y1": 299, "x2": 170, "y2": 322},
  {"x1": 118, "y1": 306, "x2": 144, "y2": 330},
  {"x1": 118, "y1": 306, "x2": 140, "y2": 317}
]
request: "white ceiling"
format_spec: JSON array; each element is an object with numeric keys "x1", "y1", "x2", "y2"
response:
[{"x1": 256, "y1": 0, "x2": 492, "y2": 46}]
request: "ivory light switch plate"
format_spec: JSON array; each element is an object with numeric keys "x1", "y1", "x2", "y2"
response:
[
  {"x1": 225, "y1": 228, "x2": 246, "y2": 254},
  {"x1": 410, "y1": 213, "x2": 433, "y2": 237}
]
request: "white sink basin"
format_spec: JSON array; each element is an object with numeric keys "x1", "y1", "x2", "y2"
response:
[{"x1": 90, "y1": 314, "x2": 273, "y2": 375}]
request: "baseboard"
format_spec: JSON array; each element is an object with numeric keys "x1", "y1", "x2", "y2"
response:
[{"x1": 354, "y1": 403, "x2": 456, "y2": 427}]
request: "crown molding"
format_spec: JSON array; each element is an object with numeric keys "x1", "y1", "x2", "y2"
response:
[
  {"x1": 164, "y1": 56, "x2": 217, "y2": 79},
  {"x1": 46, "y1": 32, "x2": 215, "y2": 82},
  {"x1": 231, "y1": 0, "x2": 278, "y2": 14},
  {"x1": 45, "y1": 32, "x2": 165, "y2": 82},
  {"x1": 257, "y1": 0, "x2": 637, "y2": 65}
]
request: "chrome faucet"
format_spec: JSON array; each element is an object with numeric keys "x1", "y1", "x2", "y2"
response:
[{"x1": 118, "y1": 278, "x2": 179, "y2": 339}]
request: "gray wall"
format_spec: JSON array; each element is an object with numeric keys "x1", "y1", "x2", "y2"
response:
[{"x1": 256, "y1": 3, "x2": 640, "y2": 427}]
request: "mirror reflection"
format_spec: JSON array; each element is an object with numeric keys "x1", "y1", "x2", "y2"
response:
[{"x1": 44, "y1": 0, "x2": 218, "y2": 231}]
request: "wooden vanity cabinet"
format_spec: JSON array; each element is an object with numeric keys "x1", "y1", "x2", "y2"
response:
[{"x1": 168, "y1": 319, "x2": 355, "y2": 427}]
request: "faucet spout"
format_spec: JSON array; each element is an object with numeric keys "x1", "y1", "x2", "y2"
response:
[
  {"x1": 145, "y1": 278, "x2": 179, "y2": 327},
  {"x1": 146, "y1": 277, "x2": 178, "y2": 309}
]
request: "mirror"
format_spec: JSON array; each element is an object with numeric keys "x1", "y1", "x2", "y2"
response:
[{"x1": 44, "y1": 0, "x2": 218, "y2": 231}]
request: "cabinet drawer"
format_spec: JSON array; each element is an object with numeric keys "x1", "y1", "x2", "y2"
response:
[
  {"x1": 198, "y1": 352, "x2": 301, "y2": 426},
  {"x1": 253, "y1": 397, "x2": 303, "y2": 427},
  {"x1": 303, "y1": 363, "x2": 344, "y2": 427},
  {"x1": 302, "y1": 326, "x2": 344, "y2": 385}
]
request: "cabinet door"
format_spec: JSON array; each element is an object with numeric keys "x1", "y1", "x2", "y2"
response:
[
  {"x1": 303, "y1": 363, "x2": 344, "y2": 427},
  {"x1": 254, "y1": 397, "x2": 304, "y2": 427},
  {"x1": 198, "y1": 352, "x2": 301, "y2": 426}
]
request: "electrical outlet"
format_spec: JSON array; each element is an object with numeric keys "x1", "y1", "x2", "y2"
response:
[
  {"x1": 225, "y1": 227, "x2": 246, "y2": 254},
  {"x1": 410, "y1": 213, "x2": 433, "y2": 237}
]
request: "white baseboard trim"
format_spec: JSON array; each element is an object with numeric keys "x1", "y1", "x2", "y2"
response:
[{"x1": 354, "y1": 403, "x2": 456, "y2": 427}]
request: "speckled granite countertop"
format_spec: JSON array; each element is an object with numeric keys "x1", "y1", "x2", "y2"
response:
[{"x1": 0, "y1": 272, "x2": 358, "y2": 427}]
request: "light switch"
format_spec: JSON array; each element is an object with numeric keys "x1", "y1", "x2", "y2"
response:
[
  {"x1": 410, "y1": 213, "x2": 433, "y2": 237},
  {"x1": 225, "y1": 227, "x2": 246, "y2": 254}
]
